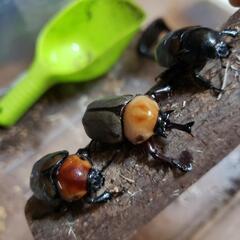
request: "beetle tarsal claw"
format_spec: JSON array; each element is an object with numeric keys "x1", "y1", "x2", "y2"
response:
[
  {"x1": 172, "y1": 159, "x2": 193, "y2": 172},
  {"x1": 172, "y1": 150, "x2": 193, "y2": 172}
]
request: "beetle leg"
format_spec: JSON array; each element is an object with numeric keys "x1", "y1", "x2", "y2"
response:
[
  {"x1": 161, "y1": 110, "x2": 174, "y2": 120},
  {"x1": 146, "y1": 83, "x2": 172, "y2": 101},
  {"x1": 194, "y1": 73, "x2": 223, "y2": 94},
  {"x1": 220, "y1": 29, "x2": 239, "y2": 38},
  {"x1": 156, "y1": 111, "x2": 194, "y2": 137},
  {"x1": 148, "y1": 141, "x2": 193, "y2": 172},
  {"x1": 137, "y1": 18, "x2": 170, "y2": 60},
  {"x1": 165, "y1": 120, "x2": 195, "y2": 136},
  {"x1": 85, "y1": 191, "x2": 113, "y2": 204},
  {"x1": 101, "y1": 149, "x2": 121, "y2": 172},
  {"x1": 147, "y1": 64, "x2": 188, "y2": 101},
  {"x1": 86, "y1": 188, "x2": 124, "y2": 204},
  {"x1": 76, "y1": 140, "x2": 95, "y2": 162}
]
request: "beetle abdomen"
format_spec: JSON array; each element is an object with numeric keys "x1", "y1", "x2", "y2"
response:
[
  {"x1": 30, "y1": 150, "x2": 68, "y2": 204},
  {"x1": 83, "y1": 110, "x2": 123, "y2": 143},
  {"x1": 83, "y1": 95, "x2": 133, "y2": 144}
]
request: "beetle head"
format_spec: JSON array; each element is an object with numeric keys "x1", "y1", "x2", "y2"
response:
[
  {"x1": 87, "y1": 169, "x2": 105, "y2": 193},
  {"x1": 154, "y1": 110, "x2": 173, "y2": 138},
  {"x1": 215, "y1": 41, "x2": 230, "y2": 58}
]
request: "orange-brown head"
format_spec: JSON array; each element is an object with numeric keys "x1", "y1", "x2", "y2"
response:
[
  {"x1": 56, "y1": 154, "x2": 92, "y2": 202},
  {"x1": 123, "y1": 95, "x2": 160, "y2": 144}
]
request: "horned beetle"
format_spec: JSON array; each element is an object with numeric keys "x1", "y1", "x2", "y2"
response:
[
  {"x1": 30, "y1": 149, "x2": 120, "y2": 205},
  {"x1": 82, "y1": 93, "x2": 194, "y2": 172},
  {"x1": 137, "y1": 18, "x2": 239, "y2": 96}
]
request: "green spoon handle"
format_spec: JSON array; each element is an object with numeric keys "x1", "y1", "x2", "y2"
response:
[{"x1": 0, "y1": 63, "x2": 51, "y2": 127}]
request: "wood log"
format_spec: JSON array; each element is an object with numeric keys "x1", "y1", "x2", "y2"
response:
[{"x1": 25, "y1": 10, "x2": 240, "y2": 240}]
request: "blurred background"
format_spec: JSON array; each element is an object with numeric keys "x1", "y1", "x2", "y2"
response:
[
  {"x1": 0, "y1": 0, "x2": 236, "y2": 91},
  {"x1": 0, "y1": 0, "x2": 238, "y2": 240}
]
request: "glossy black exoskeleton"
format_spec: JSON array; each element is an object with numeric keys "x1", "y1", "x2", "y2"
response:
[
  {"x1": 82, "y1": 93, "x2": 194, "y2": 172},
  {"x1": 137, "y1": 19, "x2": 239, "y2": 96}
]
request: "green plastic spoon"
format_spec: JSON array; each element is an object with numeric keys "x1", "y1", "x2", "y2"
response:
[{"x1": 0, "y1": 0, "x2": 145, "y2": 127}]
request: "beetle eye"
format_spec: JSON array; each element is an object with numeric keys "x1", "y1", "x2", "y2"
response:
[{"x1": 216, "y1": 42, "x2": 229, "y2": 58}]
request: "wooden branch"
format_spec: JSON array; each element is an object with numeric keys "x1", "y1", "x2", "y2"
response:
[{"x1": 25, "y1": 10, "x2": 240, "y2": 240}]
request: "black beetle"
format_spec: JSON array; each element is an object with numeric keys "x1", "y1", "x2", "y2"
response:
[
  {"x1": 82, "y1": 94, "x2": 194, "y2": 172},
  {"x1": 137, "y1": 18, "x2": 239, "y2": 95},
  {"x1": 30, "y1": 149, "x2": 119, "y2": 205}
]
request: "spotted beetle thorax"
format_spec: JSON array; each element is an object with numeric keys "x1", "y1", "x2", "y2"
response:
[
  {"x1": 123, "y1": 95, "x2": 159, "y2": 144},
  {"x1": 56, "y1": 154, "x2": 92, "y2": 202}
]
